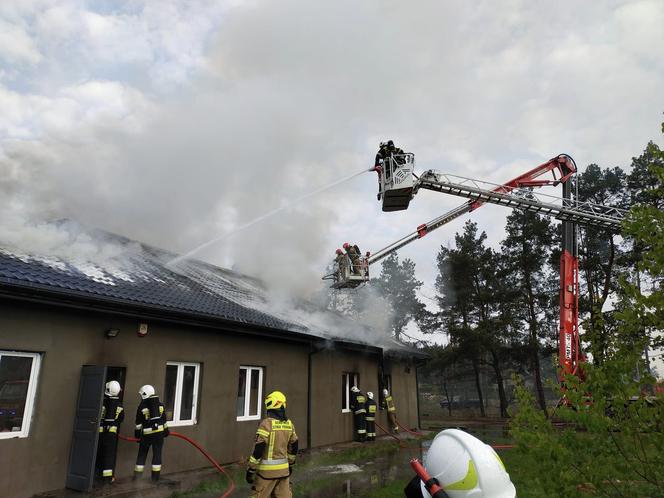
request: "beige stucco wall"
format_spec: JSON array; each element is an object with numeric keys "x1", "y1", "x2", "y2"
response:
[
  {"x1": 0, "y1": 299, "x2": 420, "y2": 498},
  {"x1": 0, "y1": 301, "x2": 309, "y2": 497}
]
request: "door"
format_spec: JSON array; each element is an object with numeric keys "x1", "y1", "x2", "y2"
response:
[{"x1": 65, "y1": 365, "x2": 106, "y2": 491}]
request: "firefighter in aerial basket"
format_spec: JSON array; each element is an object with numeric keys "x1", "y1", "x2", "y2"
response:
[
  {"x1": 365, "y1": 391, "x2": 377, "y2": 441},
  {"x1": 343, "y1": 242, "x2": 362, "y2": 275},
  {"x1": 350, "y1": 386, "x2": 367, "y2": 442},
  {"x1": 134, "y1": 385, "x2": 169, "y2": 482},
  {"x1": 404, "y1": 429, "x2": 516, "y2": 498},
  {"x1": 96, "y1": 380, "x2": 124, "y2": 484},
  {"x1": 334, "y1": 248, "x2": 346, "y2": 281},
  {"x1": 246, "y1": 391, "x2": 298, "y2": 498}
]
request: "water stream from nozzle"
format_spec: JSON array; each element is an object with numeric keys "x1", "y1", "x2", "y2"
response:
[{"x1": 167, "y1": 168, "x2": 371, "y2": 266}]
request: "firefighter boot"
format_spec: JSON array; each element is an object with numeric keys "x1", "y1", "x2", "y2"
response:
[{"x1": 151, "y1": 470, "x2": 160, "y2": 482}]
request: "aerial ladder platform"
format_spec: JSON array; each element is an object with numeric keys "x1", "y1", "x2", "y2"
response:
[{"x1": 323, "y1": 152, "x2": 627, "y2": 378}]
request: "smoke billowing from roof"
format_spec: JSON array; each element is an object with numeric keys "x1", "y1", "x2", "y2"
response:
[{"x1": 2, "y1": 0, "x2": 662, "y2": 347}]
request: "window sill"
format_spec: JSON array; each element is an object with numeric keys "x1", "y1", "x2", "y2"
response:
[
  {"x1": 167, "y1": 419, "x2": 197, "y2": 427},
  {"x1": 0, "y1": 432, "x2": 27, "y2": 439},
  {"x1": 237, "y1": 415, "x2": 261, "y2": 422}
]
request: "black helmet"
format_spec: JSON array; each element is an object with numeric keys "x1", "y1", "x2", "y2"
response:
[{"x1": 387, "y1": 140, "x2": 394, "y2": 147}]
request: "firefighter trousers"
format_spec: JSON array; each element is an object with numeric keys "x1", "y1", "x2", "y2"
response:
[
  {"x1": 96, "y1": 432, "x2": 119, "y2": 481},
  {"x1": 135, "y1": 435, "x2": 164, "y2": 478},
  {"x1": 353, "y1": 413, "x2": 366, "y2": 441},
  {"x1": 387, "y1": 412, "x2": 399, "y2": 432},
  {"x1": 250, "y1": 475, "x2": 292, "y2": 498},
  {"x1": 366, "y1": 419, "x2": 376, "y2": 441}
]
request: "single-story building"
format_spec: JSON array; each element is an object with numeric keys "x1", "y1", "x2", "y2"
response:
[{"x1": 0, "y1": 228, "x2": 424, "y2": 497}]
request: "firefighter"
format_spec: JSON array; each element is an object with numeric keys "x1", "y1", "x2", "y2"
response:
[
  {"x1": 134, "y1": 385, "x2": 169, "y2": 482},
  {"x1": 343, "y1": 243, "x2": 362, "y2": 275},
  {"x1": 365, "y1": 391, "x2": 377, "y2": 441},
  {"x1": 375, "y1": 141, "x2": 390, "y2": 168},
  {"x1": 334, "y1": 248, "x2": 346, "y2": 281},
  {"x1": 96, "y1": 380, "x2": 124, "y2": 484},
  {"x1": 246, "y1": 391, "x2": 298, "y2": 498},
  {"x1": 350, "y1": 386, "x2": 367, "y2": 442},
  {"x1": 382, "y1": 388, "x2": 399, "y2": 433}
]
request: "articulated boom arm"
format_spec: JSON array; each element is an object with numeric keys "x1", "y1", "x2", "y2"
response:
[
  {"x1": 368, "y1": 155, "x2": 579, "y2": 266},
  {"x1": 328, "y1": 152, "x2": 628, "y2": 381}
]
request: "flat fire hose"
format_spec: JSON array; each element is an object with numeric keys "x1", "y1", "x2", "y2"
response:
[
  {"x1": 118, "y1": 432, "x2": 236, "y2": 497},
  {"x1": 374, "y1": 420, "x2": 405, "y2": 447},
  {"x1": 396, "y1": 418, "x2": 424, "y2": 437}
]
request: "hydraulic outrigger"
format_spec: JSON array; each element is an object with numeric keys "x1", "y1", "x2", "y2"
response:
[{"x1": 323, "y1": 152, "x2": 627, "y2": 379}]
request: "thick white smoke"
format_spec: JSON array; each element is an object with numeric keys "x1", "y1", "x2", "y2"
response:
[{"x1": 1, "y1": 0, "x2": 662, "y2": 343}]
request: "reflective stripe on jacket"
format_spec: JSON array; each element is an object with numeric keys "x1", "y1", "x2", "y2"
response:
[
  {"x1": 249, "y1": 416, "x2": 298, "y2": 479},
  {"x1": 365, "y1": 399, "x2": 377, "y2": 421},
  {"x1": 99, "y1": 396, "x2": 124, "y2": 433},
  {"x1": 135, "y1": 396, "x2": 168, "y2": 437}
]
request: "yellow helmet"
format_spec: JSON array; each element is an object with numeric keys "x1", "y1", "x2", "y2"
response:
[{"x1": 265, "y1": 390, "x2": 287, "y2": 410}]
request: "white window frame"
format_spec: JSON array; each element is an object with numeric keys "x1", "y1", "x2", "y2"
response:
[
  {"x1": 236, "y1": 366, "x2": 264, "y2": 422},
  {"x1": 0, "y1": 351, "x2": 41, "y2": 439},
  {"x1": 341, "y1": 372, "x2": 359, "y2": 413},
  {"x1": 165, "y1": 361, "x2": 200, "y2": 427}
]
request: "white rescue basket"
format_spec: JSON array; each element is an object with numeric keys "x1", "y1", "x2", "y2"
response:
[{"x1": 378, "y1": 153, "x2": 415, "y2": 212}]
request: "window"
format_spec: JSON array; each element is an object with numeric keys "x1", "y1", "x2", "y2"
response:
[
  {"x1": 237, "y1": 366, "x2": 263, "y2": 421},
  {"x1": 164, "y1": 362, "x2": 200, "y2": 426},
  {"x1": 0, "y1": 351, "x2": 41, "y2": 439},
  {"x1": 341, "y1": 372, "x2": 359, "y2": 413}
]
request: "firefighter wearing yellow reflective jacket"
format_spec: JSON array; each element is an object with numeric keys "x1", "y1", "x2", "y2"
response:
[
  {"x1": 382, "y1": 388, "x2": 399, "y2": 433},
  {"x1": 365, "y1": 391, "x2": 377, "y2": 441},
  {"x1": 350, "y1": 386, "x2": 367, "y2": 442},
  {"x1": 96, "y1": 381, "x2": 124, "y2": 484},
  {"x1": 246, "y1": 391, "x2": 298, "y2": 498},
  {"x1": 134, "y1": 385, "x2": 169, "y2": 482}
]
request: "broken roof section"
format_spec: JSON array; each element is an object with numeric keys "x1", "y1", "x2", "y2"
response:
[{"x1": 0, "y1": 221, "x2": 421, "y2": 356}]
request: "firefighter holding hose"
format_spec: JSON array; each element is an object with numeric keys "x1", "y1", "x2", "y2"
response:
[{"x1": 246, "y1": 391, "x2": 298, "y2": 498}]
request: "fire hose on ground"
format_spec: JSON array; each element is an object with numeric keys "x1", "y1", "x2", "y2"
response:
[
  {"x1": 118, "y1": 431, "x2": 236, "y2": 498},
  {"x1": 396, "y1": 417, "x2": 425, "y2": 437}
]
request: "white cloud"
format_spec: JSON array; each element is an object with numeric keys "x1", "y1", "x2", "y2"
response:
[{"x1": 0, "y1": 18, "x2": 42, "y2": 65}]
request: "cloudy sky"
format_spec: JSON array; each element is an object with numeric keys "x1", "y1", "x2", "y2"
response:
[{"x1": 1, "y1": 1, "x2": 663, "y2": 336}]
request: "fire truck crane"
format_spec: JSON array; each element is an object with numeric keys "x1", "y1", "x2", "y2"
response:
[{"x1": 323, "y1": 152, "x2": 627, "y2": 379}]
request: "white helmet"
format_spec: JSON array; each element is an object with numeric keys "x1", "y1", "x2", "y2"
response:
[
  {"x1": 383, "y1": 389, "x2": 389, "y2": 397},
  {"x1": 419, "y1": 429, "x2": 515, "y2": 498},
  {"x1": 367, "y1": 391, "x2": 374, "y2": 400},
  {"x1": 139, "y1": 385, "x2": 155, "y2": 399},
  {"x1": 351, "y1": 385, "x2": 360, "y2": 393},
  {"x1": 105, "y1": 380, "x2": 121, "y2": 397}
]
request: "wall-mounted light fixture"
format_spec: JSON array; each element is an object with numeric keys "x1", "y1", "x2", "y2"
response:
[{"x1": 105, "y1": 328, "x2": 120, "y2": 339}]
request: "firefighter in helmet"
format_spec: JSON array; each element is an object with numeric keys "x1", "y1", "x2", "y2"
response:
[
  {"x1": 382, "y1": 388, "x2": 399, "y2": 433},
  {"x1": 246, "y1": 391, "x2": 298, "y2": 498},
  {"x1": 343, "y1": 242, "x2": 362, "y2": 275},
  {"x1": 365, "y1": 391, "x2": 377, "y2": 441},
  {"x1": 404, "y1": 429, "x2": 516, "y2": 497},
  {"x1": 350, "y1": 386, "x2": 367, "y2": 442},
  {"x1": 334, "y1": 248, "x2": 347, "y2": 281},
  {"x1": 134, "y1": 385, "x2": 169, "y2": 481},
  {"x1": 96, "y1": 380, "x2": 124, "y2": 484}
]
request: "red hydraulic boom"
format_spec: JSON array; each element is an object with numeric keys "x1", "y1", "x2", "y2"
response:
[{"x1": 326, "y1": 152, "x2": 626, "y2": 381}]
